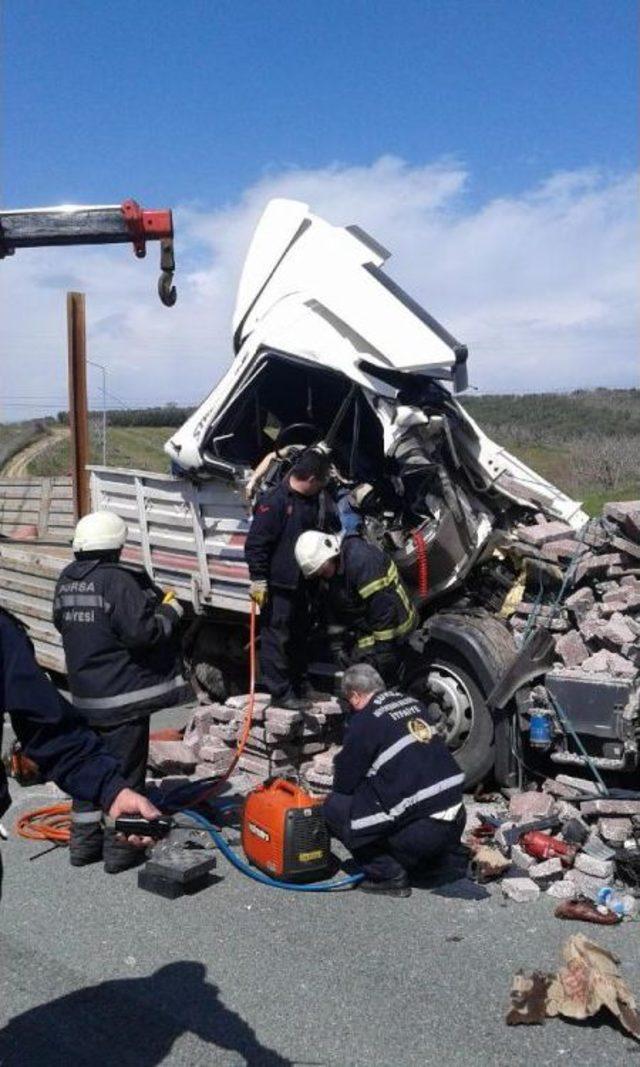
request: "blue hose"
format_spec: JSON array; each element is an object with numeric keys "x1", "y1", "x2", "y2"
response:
[{"x1": 184, "y1": 808, "x2": 363, "y2": 892}]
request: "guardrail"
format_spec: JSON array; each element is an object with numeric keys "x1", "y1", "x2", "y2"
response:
[{"x1": 0, "y1": 476, "x2": 74, "y2": 540}]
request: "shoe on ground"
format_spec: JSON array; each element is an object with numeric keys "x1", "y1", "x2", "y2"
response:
[
  {"x1": 297, "y1": 684, "x2": 332, "y2": 702},
  {"x1": 69, "y1": 825, "x2": 104, "y2": 867},
  {"x1": 278, "y1": 694, "x2": 313, "y2": 711},
  {"x1": 103, "y1": 831, "x2": 147, "y2": 875},
  {"x1": 358, "y1": 873, "x2": 412, "y2": 898}
]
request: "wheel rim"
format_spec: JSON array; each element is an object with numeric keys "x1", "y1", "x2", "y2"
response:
[{"x1": 411, "y1": 663, "x2": 474, "y2": 751}]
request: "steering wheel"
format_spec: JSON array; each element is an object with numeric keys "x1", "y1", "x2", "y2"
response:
[{"x1": 272, "y1": 422, "x2": 322, "y2": 458}]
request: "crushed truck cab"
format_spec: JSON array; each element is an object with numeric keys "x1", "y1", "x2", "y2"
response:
[{"x1": 91, "y1": 200, "x2": 608, "y2": 787}]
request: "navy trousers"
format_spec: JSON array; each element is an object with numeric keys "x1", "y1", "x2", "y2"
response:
[
  {"x1": 260, "y1": 587, "x2": 310, "y2": 701},
  {"x1": 324, "y1": 791, "x2": 465, "y2": 881}
]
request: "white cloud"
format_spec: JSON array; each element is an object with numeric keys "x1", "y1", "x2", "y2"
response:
[{"x1": 1, "y1": 157, "x2": 637, "y2": 421}]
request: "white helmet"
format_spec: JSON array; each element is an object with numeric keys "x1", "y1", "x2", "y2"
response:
[
  {"x1": 295, "y1": 531, "x2": 341, "y2": 578},
  {"x1": 73, "y1": 510, "x2": 127, "y2": 553}
]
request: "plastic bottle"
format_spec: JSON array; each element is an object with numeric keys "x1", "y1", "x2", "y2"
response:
[{"x1": 596, "y1": 887, "x2": 638, "y2": 917}]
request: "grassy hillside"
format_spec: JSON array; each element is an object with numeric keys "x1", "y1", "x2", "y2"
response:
[
  {"x1": 461, "y1": 389, "x2": 640, "y2": 514},
  {"x1": 0, "y1": 419, "x2": 55, "y2": 470},
  {"x1": 28, "y1": 426, "x2": 174, "y2": 476},
  {"x1": 12, "y1": 388, "x2": 640, "y2": 515}
]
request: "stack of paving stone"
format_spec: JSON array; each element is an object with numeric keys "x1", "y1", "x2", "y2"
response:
[
  {"x1": 180, "y1": 693, "x2": 345, "y2": 790},
  {"x1": 506, "y1": 500, "x2": 640, "y2": 681},
  {"x1": 465, "y1": 776, "x2": 640, "y2": 907}
]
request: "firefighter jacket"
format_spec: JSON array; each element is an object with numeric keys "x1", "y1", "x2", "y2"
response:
[
  {"x1": 332, "y1": 535, "x2": 417, "y2": 653},
  {"x1": 332, "y1": 689, "x2": 464, "y2": 841},
  {"x1": 53, "y1": 559, "x2": 190, "y2": 726},
  {"x1": 0, "y1": 609, "x2": 127, "y2": 818},
  {"x1": 245, "y1": 477, "x2": 339, "y2": 590}
]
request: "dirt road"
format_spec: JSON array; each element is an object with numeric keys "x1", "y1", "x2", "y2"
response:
[{"x1": 1, "y1": 427, "x2": 69, "y2": 476}]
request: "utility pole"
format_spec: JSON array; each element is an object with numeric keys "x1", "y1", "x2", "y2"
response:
[
  {"x1": 67, "y1": 292, "x2": 91, "y2": 520},
  {"x1": 88, "y1": 359, "x2": 107, "y2": 465}
]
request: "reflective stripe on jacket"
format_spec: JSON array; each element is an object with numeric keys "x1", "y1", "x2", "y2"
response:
[
  {"x1": 338, "y1": 536, "x2": 417, "y2": 651},
  {"x1": 53, "y1": 559, "x2": 190, "y2": 726},
  {"x1": 331, "y1": 689, "x2": 464, "y2": 841}
]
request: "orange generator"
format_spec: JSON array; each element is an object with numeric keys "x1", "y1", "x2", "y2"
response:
[{"x1": 241, "y1": 779, "x2": 331, "y2": 881}]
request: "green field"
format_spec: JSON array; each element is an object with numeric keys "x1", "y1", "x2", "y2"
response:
[
  {"x1": 28, "y1": 426, "x2": 175, "y2": 476},
  {"x1": 13, "y1": 388, "x2": 640, "y2": 516}
]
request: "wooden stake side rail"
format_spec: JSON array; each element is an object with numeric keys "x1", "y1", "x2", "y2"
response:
[
  {"x1": 0, "y1": 477, "x2": 74, "y2": 539},
  {"x1": 0, "y1": 544, "x2": 70, "y2": 674}
]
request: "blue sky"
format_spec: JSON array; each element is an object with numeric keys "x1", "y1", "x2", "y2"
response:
[
  {"x1": 1, "y1": 0, "x2": 638, "y2": 415},
  {"x1": 5, "y1": 0, "x2": 637, "y2": 208}
]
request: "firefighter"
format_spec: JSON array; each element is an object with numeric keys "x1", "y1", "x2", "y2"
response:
[
  {"x1": 324, "y1": 664, "x2": 465, "y2": 897},
  {"x1": 245, "y1": 449, "x2": 338, "y2": 710},
  {"x1": 294, "y1": 530, "x2": 417, "y2": 683},
  {"x1": 0, "y1": 607, "x2": 160, "y2": 899},
  {"x1": 53, "y1": 511, "x2": 191, "y2": 873}
]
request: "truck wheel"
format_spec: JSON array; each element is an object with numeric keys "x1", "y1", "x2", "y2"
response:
[{"x1": 407, "y1": 647, "x2": 495, "y2": 788}]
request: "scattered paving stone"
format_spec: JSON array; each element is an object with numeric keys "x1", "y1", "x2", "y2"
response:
[
  {"x1": 529, "y1": 857, "x2": 564, "y2": 885},
  {"x1": 601, "y1": 614, "x2": 636, "y2": 648},
  {"x1": 508, "y1": 791, "x2": 556, "y2": 821},
  {"x1": 546, "y1": 878, "x2": 578, "y2": 899},
  {"x1": 581, "y1": 650, "x2": 615, "y2": 674},
  {"x1": 555, "y1": 775, "x2": 602, "y2": 796},
  {"x1": 511, "y1": 844, "x2": 538, "y2": 871},
  {"x1": 574, "y1": 553, "x2": 622, "y2": 585},
  {"x1": 574, "y1": 852, "x2": 614, "y2": 880},
  {"x1": 148, "y1": 740, "x2": 197, "y2": 774},
  {"x1": 519, "y1": 521, "x2": 573, "y2": 547},
  {"x1": 605, "y1": 500, "x2": 640, "y2": 525},
  {"x1": 581, "y1": 799, "x2": 640, "y2": 816},
  {"x1": 555, "y1": 630, "x2": 589, "y2": 667},
  {"x1": 502, "y1": 877, "x2": 541, "y2": 903},
  {"x1": 565, "y1": 587, "x2": 595, "y2": 621},
  {"x1": 598, "y1": 818, "x2": 632, "y2": 844},
  {"x1": 564, "y1": 869, "x2": 609, "y2": 901}
]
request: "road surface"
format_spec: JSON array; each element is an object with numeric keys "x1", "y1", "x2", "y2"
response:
[
  {"x1": 2, "y1": 427, "x2": 69, "y2": 476},
  {"x1": 1, "y1": 706, "x2": 637, "y2": 1066}
]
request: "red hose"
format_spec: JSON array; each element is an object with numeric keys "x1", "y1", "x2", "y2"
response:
[
  {"x1": 15, "y1": 602, "x2": 259, "y2": 835},
  {"x1": 189, "y1": 599, "x2": 257, "y2": 803},
  {"x1": 412, "y1": 531, "x2": 428, "y2": 597}
]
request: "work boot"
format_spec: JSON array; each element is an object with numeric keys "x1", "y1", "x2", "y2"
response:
[
  {"x1": 277, "y1": 694, "x2": 313, "y2": 712},
  {"x1": 358, "y1": 872, "x2": 412, "y2": 898},
  {"x1": 103, "y1": 830, "x2": 147, "y2": 875},
  {"x1": 297, "y1": 683, "x2": 332, "y2": 703},
  {"x1": 69, "y1": 824, "x2": 104, "y2": 867}
]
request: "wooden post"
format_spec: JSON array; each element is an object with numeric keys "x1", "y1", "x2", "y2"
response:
[{"x1": 67, "y1": 292, "x2": 91, "y2": 520}]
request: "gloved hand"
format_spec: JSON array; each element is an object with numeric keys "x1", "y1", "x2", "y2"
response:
[
  {"x1": 249, "y1": 580, "x2": 268, "y2": 608},
  {"x1": 160, "y1": 588, "x2": 183, "y2": 618}
]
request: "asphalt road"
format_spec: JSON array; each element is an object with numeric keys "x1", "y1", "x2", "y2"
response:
[{"x1": 1, "y1": 767, "x2": 639, "y2": 1064}]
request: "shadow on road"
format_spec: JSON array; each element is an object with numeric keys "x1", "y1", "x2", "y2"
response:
[{"x1": 0, "y1": 960, "x2": 293, "y2": 1066}]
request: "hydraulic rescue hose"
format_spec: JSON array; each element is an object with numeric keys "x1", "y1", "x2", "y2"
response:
[
  {"x1": 185, "y1": 804, "x2": 363, "y2": 892},
  {"x1": 14, "y1": 604, "x2": 260, "y2": 843},
  {"x1": 14, "y1": 600, "x2": 362, "y2": 891}
]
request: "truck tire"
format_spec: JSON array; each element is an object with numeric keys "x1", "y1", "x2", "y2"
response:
[{"x1": 407, "y1": 611, "x2": 518, "y2": 788}]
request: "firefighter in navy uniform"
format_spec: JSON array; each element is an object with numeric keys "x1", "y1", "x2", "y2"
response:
[
  {"x1": 245, "y1": 450, "x2": 339, "y2": 710},
  {"x1": 295, "y1": 530, "x2": 417, "y2": 684},
  {"x1": 53, "y1": 510, "x2": 191, "y2": 873},
  {"x1": 324, "y1": 664, "x2": 465, "y2": 897},
  {"x1": 0, "y1": 607, "x2": 160, "y2": 899}
]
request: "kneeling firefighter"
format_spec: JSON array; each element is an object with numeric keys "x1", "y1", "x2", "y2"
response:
[
  {"x1": 295, "y1": 530, "x2": 417, "y2": 684},
  {"x1": 324, "y1": 664, "x2": 465, "y2": 897},
  {"x1": 53, "y1": 511, "x2": 191, "y2": 872}
]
